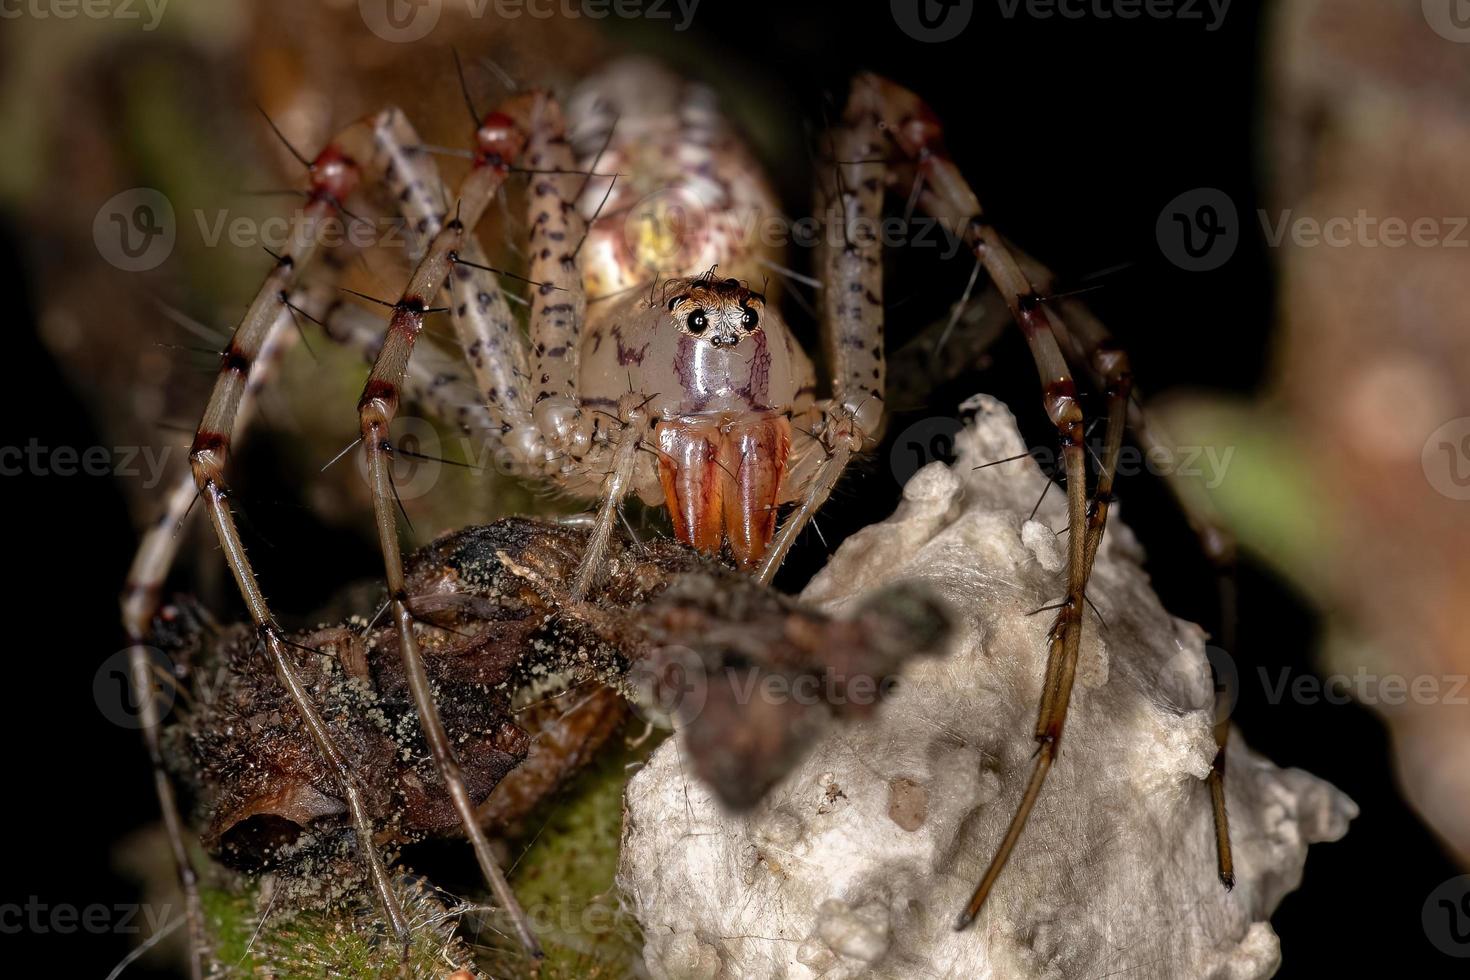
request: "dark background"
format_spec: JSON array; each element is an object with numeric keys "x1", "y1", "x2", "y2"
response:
[{"x1": 6, "y1": 0, "x2": 1460, "y2": 976}]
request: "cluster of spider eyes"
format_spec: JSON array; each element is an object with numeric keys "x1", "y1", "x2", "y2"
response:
[{"x1": 685, "y1": 306, "x2": 759, "y2": 335}]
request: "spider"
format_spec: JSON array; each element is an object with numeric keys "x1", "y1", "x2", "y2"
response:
[{"x1": 119, "y1": 56, "x2": 1234, "y2": 976}]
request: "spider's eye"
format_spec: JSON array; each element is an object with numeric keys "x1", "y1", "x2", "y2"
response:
[
  {"x1": 686, "y1": 310, "x2": 708, "y2": 335},
  {"x1": 741, "y1": 307, "x2": 760, "y2": 331}
]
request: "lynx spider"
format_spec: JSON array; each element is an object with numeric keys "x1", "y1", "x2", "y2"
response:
[{"x1": 119, "y1": 57, "x2": 1237, "y2": 974}]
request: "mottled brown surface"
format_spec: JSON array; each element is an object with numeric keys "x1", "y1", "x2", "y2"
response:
[
  {"x1": 158, "y1": 518, "x2": 664, "y2": 898},
  {"x1": 161, "y1": 517, "x2": 950, "y2": 902}
]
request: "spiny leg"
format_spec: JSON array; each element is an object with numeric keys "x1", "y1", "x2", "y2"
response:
[
  {"x1": 122, "y1": 261, "x2": 501, "y2": 821},
  {"x1": 354, "y1": 94, "x2": 544, "y2": 959},
  {"x1": 120, "y1": 603, "x2": 204, "y2": 980},
  {"x1": 1013, "y1": 245, "x2": 1237, "y2": 888},
  {"x1": 511, "y1": 94, "x2": 634, "y2": 596},
  {"x1": 318, "y1": 284, "x2": 506, "y2": 447},
  {"x1": 120, "y1": 140, "x2": 370, "y2": 972},
  {"x1": 570, "y1": 405, "x2": 646, "y2": 599},
  {"x1": 1013, "y1": 242, "x2": 1238, "y2": 617},
  {"x1": 753, "y1": 81, "x2": 888, "y2": 586},
  {"x1": 525, "y1": 95, "x2": 590, "y2": 459},
  {"x1": 183, "y1": 132, "x2": 416, "y2": 945},
  {"x1": 119, "y1": 285, "x2": 319, "y2": 980},
  {"x1": 857, "y1": 74, "x2": 1096, "y2": 927},
  {"x1": 296, "y1": 107, "x2": 532, "y2": 452},
  {"x1": 120, "y1": 240, "x2": 372, "y2": 652},
  {"x1": 1000, "y1": 250, "x2": 1140, "y2": 743},
  {"x1": 130, "y1": 246, "x2": 508, "y2": 950},
  {"x1": 369, "y1": 107, "x2": 535, "y2": 441}
]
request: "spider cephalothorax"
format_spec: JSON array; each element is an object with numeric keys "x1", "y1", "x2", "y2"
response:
[
  {"x1": 652, "y1": 276, "x2": 792, "y2": 567},
  {"x1": 571, "y1": 269, "x2": 814, "y2": 568}
]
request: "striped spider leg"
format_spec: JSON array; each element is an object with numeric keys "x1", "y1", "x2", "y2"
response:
[
  {"x1": 118, "y1": 132, "x2": 383, "y2": 975},
  {"x1": 122, "y1": 93, "x2": 550, "y2": 962},
  {"x1": 172, "y1": 128, "x2": 448, "y2": 948},
  {"x1": 854, "y1": 74, "x2": 1104, "y2": 929},
  {"x1": 751, "y1": 81, "x2": 890, "y2": 584},
  {"x1": 348, "y1": 89, "x2": 554, "y2": 959},
  {"x1": 362, "y1": 80, "x2": 626, "y2": 616},
  {"x1": 1012, "y1": 246, "x2": 1241, "y2": 890},
  {"x1": 121, "y1": 77, "x2": 612, "y2": 966},
  {"x1": 863, "y1": 74, "x2": 1241, "y2": 924},
  {"x1": 119, "y1": 250, "x2": 512, "y2": 975},
  {"x1": 119, "y1": 283, "x2": 330, "y2": 980},
  {"x1": 345, "y1": 73, "x2": 751, "y2": 955}
]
